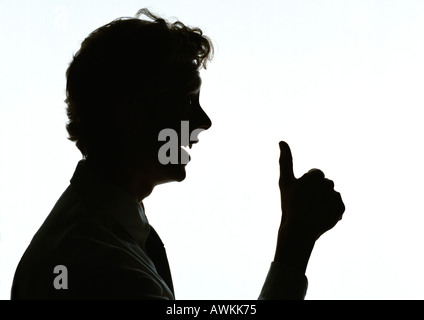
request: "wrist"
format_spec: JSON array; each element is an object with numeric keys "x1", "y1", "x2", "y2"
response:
[{"x1": 274, "y1": 223, "x2": 316, "y2": 274}]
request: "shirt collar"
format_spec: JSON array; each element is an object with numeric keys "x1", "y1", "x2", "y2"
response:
[{"x1": 70, "y1": 160, "x2": 150, "y2": 247}]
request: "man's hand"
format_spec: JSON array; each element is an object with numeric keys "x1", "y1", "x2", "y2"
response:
[
  {"x1": 279, "y1": 141, "x2": 345, "y2": 240},
  {"x1": 274, "y1": 141, "x2": 345, "y2": 272}
]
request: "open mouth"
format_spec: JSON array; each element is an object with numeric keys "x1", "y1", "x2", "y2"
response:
[
  {"x1": 180, "y1": 145, "x2": 190, "y2": 154},
  {"x1": 180, "y1": 142, "x2": 195, "y2": 152},
  {"x1": 180, "y1": 143, "x2": 192, "y2": 164},
  {"x1": 180, "y1": 142, "x2": 196, "y2": 164}
]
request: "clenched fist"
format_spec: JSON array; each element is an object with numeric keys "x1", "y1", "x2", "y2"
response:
[{"x1": 278, "y1": 141, "x2": 345, "y2": 240}]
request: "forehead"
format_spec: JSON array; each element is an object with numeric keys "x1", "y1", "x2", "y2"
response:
[{"x1": 153, "y1": 70, "x2": 202, "y2": 98}]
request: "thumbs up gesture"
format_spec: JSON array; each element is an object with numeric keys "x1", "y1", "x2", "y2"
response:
[{"x1": 278, "y1": 141, "x2": 345, "y2": 241}]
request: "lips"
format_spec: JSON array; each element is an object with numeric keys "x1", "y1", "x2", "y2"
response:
[
  {"x1": 180, "y1": 145, "x2": 190, "y2": 153},
  {"x1": 179, "y1": 145, "x2": 191, "y2": 164},
  {"x1": 180, "y1": 141, "x2": 197, "y2": 164},
  {"x1": 181, "y1": 142, "x2": 195, "y2": 149}
]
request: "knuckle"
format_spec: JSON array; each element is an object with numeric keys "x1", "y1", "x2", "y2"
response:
[
  {"x1": 324, "y1": 178, "x2": 335, "y2": 189},
  {"x1": 304, "y1": 168, "x2": 325, "y2": 182},
  {"x1": 308, "y1": 168, "x2": 325, "y2": 176}
]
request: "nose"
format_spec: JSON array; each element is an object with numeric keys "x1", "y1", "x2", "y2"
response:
[{"x1": 193, "y1": 105, "x2": 212, "y2": 131}]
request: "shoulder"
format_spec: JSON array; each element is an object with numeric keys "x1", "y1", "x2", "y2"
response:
[{"x1": 13, "y1": 207, "x2": 169, "y2": 299}]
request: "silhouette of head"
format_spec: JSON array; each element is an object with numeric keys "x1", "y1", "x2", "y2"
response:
[{"x1": 65, "y1": 9, "x2": 213, "y2": 184}]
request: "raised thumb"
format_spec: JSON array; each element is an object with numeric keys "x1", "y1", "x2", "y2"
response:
[{"x1": 279, "y1": 141, "x2": 296, "y2": 189}]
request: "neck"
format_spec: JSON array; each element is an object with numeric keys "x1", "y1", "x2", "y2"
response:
[{"x1": 85, "y1": 154, "x2": 155, "y2": 203}]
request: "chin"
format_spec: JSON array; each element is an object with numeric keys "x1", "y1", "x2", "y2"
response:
[
  {"x1": 157, "y1": 163, "x2": 187, "y2": 184},
  {"x1": 169, "y1": 164, "x2": 187, "y2": 182},
  {"x1": 158, "y1": 148, "x2": 191, "y2": 183}
]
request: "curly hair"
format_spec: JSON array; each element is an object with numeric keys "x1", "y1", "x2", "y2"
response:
[{"x1": 65, "y1": 8, "x2": 214, "y2": 157}]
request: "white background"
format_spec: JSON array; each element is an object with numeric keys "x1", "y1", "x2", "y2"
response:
[{"x1": 1, "y1": 0, "x2": 424, "y2": 299}]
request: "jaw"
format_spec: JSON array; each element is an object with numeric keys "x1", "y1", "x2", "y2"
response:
[
  {"x1": 149, "y1": 163, "x2": 187, "y2": 186},
  {"x1": 155, "y1": 144, "x2": 191, "y2": 183},
  {"x1": 133, "y1": 136, "x2": 194, "y2": 191},
  {"x1": 131, "y1": 162, "x2": 187, "y2": 202}
]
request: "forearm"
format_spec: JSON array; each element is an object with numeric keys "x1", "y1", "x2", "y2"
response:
[
  {"x1": 274, "y1": 224, "x2": 316, "y2": 274},
  {"x1": 259, "y1": 224, "x2": 313, "y2": 300}
]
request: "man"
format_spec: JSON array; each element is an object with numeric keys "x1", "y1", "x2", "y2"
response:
[{"x1": 11, "y1": 9, "x2": 345, "y2": 299}]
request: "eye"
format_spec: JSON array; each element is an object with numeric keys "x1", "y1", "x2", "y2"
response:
[
  {"x1": 179, "y1": 92, "x2": 199, "y2": 115},
  {"x1": 183, "y1": 95, "x2": 196, "y2": 110}
]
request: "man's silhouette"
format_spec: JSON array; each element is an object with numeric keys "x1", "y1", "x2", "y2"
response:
[{"x1": 11, "y1": 9, "x2": 345, "y2": 299}]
